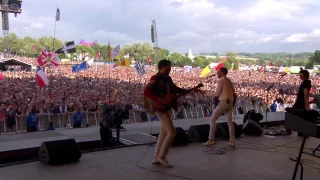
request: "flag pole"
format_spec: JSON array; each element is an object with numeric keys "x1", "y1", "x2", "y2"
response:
[
  {"x1": 108, "y1": 57, "x2": 112, "y2": 103},
  {"x1": 49, "y1": 6, "x2": 58, "y2": 99},
  {"x1": 107, "y1": 42, "x2": 111, "y2": 103}
]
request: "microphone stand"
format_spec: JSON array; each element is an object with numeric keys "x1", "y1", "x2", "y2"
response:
[{"x1": 265, "y1": 74, "x2": 286, "y2": 132}]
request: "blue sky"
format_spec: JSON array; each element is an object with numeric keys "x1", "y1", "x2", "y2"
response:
[{"x1": 6, "y1": 0, "x2": 320, "y2": 54}]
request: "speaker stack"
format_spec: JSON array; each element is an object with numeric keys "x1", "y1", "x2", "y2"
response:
[
  {"x1": 242, "y1": 119, "x2": 263, "y2": 136},
  {"x1": 39, "y1": 139, "x2": 81, "y2": 165},
  {"x1": 172, "y1": 127, "x2": 189, "y2": 146},
  {"x1": 187, "y1": 124, "x2": 210, "y2": 142}
]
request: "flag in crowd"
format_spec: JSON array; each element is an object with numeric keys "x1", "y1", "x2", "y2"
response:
[
  {"x1": 37, "y1": 48, "x2": 60, "y2": 67},
  {"x1": 185, "y1": 65, "x2": 192, "y2": 72},
  {"x1": 72, "y1": 62, "x2": 87, "y2": 73},
  {"x1": 215, "y1": 62, "x2": 223, "y2": 70},
  {"x1": 56, "y1": 8, "x2": 60, "y2": 21},
  {"x1": 55, "y1": 41, "x2": 76, "y2": 55},
  {"x1": 124, "y1": 53, "x2": 129, "y2": 59},
  {"x1": 115, "y1": 59, "x2": 130, "y2": 67},
  {"x1": 147, "y1": 55, "x2": 152, "y2": 62},
  {"x1": 112, "y1": 89, "x2": 118, "y2": 99},
  {"x1": 111, "y1": 44, "x2": 120, "y2": 58},
  {"x1": 36, "y1": 66, "x2": 49, "y2": 88},
  {"x1": 199, "y1": 65, "x2": 210, "y2": 78},
  {"x1": 32, "y1": 45, "x2": 36, "y2": 51},
  {"x1": 135, "y1": 61, "x2": 146, "y2": 76},
  {"x1": 96, "y1": 51, "x2": 101, "y2": 59},
  {"x1": 199, "y1": 62, "x2": 223, "y2": 78},
  {"x1": 87, "y1": 58, "x2": 94, "y2": 66}
]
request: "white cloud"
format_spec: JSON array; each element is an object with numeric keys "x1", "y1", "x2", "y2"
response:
[
  {"x1": 30, "y1": 22, "x2": 44, "y2": 29},
  {"x1": 236, "y1": 0, "x2": 303, "y2": 21},
  {"x1": 174, "y1": 0, "x2": 214, "y2": 12},
  {"x1": 285, "y1": 29, "x2": 320, "y2": 42},
  {"x1": 3, "y1": 0, "x2": 320, "y2": 53},
  {"x1": 89, "y1": 30, "x2": 136, "y2": 45}
]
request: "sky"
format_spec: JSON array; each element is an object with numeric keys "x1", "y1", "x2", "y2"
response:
[{"x1": 5, "y1": 0, "x2": 320, "y2": 54}]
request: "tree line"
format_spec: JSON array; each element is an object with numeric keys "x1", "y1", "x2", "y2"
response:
[{"x1": 0, "y1": 33, "x2": 318, "y2": 69}]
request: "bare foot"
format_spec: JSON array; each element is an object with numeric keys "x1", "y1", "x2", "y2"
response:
[
  {"x1": 157, "y1": 158, "x2": 173, "y2": 168},
  {"x1": 202, "y1": 140, "x2": 216, "y2": 146},
  {"x1": 228, "y1": 142, "x2": 235, "y2": 147}
]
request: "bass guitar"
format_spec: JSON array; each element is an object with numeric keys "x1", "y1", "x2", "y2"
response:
[{"x1": 149, "y1": 83, "x2": 204, "y2": 112}]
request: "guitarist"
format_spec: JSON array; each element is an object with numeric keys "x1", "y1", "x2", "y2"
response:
[
  {"x1": 144, "y1": 59, "x2": 191, "y2": 168},
  {"x1": 199, "y1": 67, "x2": 236, "y2": 147}
]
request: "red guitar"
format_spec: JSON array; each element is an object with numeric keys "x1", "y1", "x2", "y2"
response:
[{"x1": 153, "y1": 83, "x2": 204, "y2": 112}]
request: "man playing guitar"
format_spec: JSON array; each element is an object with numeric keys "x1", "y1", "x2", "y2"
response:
[
  {"x1": 199, "y1": 67, "x2": 236, "y2": 147},
  {"x1": 144, "y1": 59, "x2": 199, "y2": 168}
]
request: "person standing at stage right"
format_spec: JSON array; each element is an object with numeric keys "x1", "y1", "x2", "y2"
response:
[
  {"x1": 286, "y1": 69, "x2": 312, "y2": 134},
  {"x1": 292, "y1": 69, "x2": 311, "y2": 110},
  {"x1": 199, "y1": 67, "x2": 236, "y2": 147}
]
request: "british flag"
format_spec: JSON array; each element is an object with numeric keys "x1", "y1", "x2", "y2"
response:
[{"x1": 37, "y1": 48, "x2": 60, "y2": 67}]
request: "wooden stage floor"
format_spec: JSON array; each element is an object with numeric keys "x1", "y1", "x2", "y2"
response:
[{"x1": 0, "y1": 135, "x2": 319, "y2": 180}]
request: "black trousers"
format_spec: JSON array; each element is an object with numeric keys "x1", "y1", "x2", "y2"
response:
[
  {"x1": 100, "y1": 127, "x2": 113, "y2": 147},
  {"x1": 73, "y1": 123, "x2": 81, "y2": 128},
  {"x1": 27, "y1": 127, "x2": 37, "y2": 132}
]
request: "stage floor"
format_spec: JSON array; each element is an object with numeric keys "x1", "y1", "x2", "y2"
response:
[
  {"x1": 0, "y1": 112, "x2": 285, "y2": 152},
  {"x1": 0, "y1": 135, "x2": 319, "y2": 180}
]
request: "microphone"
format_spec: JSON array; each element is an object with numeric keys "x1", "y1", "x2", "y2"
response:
[{"x1": 206, "y1": 74, "x2": 216, "y2": 78}]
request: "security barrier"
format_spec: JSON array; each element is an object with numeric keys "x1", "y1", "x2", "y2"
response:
[{"x1": 0, "y1": 103, "x2": 292, "y2": 135}]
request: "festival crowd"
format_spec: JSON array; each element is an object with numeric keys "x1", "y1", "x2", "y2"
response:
[{"x1": 1, "y1": 56, "x2": 319, "y2": 118}]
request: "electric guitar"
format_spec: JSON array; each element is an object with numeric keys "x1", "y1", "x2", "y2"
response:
[{"x1": 147, "y1": 83, "x2": 204, "y2": 112}]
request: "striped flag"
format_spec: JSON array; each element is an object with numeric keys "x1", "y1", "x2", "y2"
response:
[
  {"x1": 56, "y1": 8, "x2": 60, "y2": 21},
  {"x1": 37, "y1": 48, "x2": 60, "y2": 67},
  {"x1": 36, "y1": 66, "x2": 49, "y2": 88},
  {"x1": 55, "y1": 41, "x2": 76, "y2": 55},
  {"x1": 135, "y1": 61, "x2": 146, "y2": 76},
  {"x1": 111, "y1": 44, "x2": 120, "y2": 58}
]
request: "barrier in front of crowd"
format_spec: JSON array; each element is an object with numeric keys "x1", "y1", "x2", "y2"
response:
[{"x1": 0, "y1": 104, "x2": 292, "y2": 135}]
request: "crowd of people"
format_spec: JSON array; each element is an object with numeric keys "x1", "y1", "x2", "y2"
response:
[{"x1": 0, "y1": 56, "x2": 319, "y2": 119}]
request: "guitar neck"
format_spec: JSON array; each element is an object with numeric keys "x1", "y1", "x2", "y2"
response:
[{"x1": 176, "y1": 88, "x2": 196, "y2": 99}]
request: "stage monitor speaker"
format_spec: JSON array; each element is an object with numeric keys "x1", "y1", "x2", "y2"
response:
[
  {"x1": 216, "y1": 122, "x2": 242, "y2": 139},
  {"x1": 188, "y1": 124, "x2": 210, "y2": 142},
  {"x1": 39, "y1": 139, "x2": 81, "y2": 165},
  {"x1": 172, "y1": 127, "x2": 189, "y2": 146},
  {"x1": 242, "y1": 119, "x2": 263, "y2": 136}
]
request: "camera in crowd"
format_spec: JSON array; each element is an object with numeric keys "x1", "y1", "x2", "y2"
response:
[
  {"x1": 99, "y1": 102, "x2": 129, "y2": 147},
  {"x1": 101, "y1": 103, "x2": 129, "y2": 129}
]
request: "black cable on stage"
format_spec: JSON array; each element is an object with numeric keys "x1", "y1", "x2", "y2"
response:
[{"x1": 135, "y1": 116, "x2": 193, "y2": 180}]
